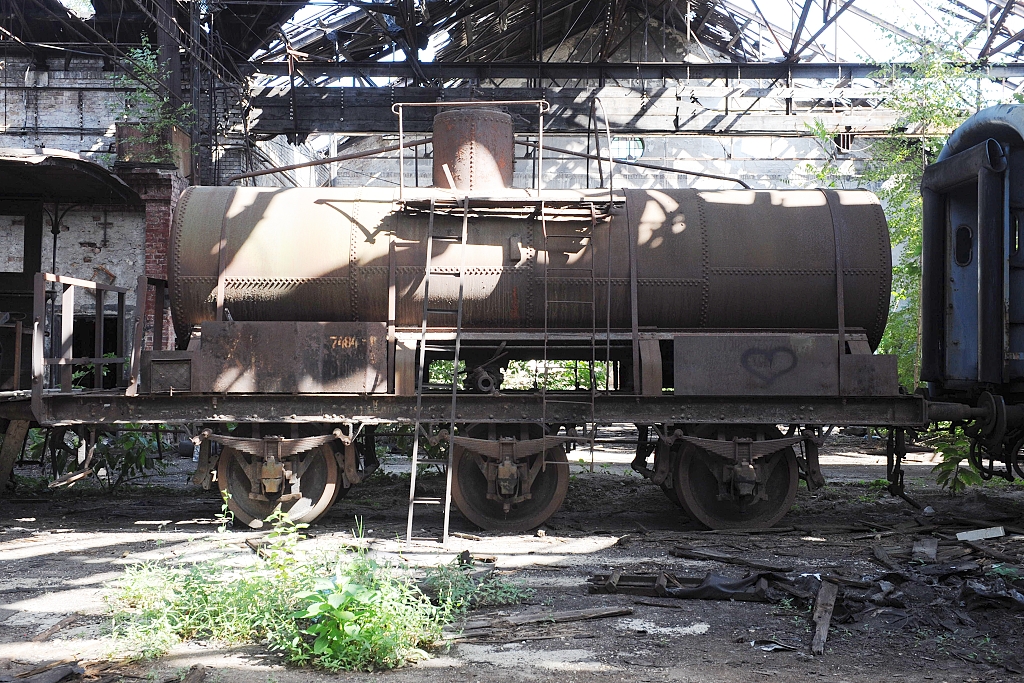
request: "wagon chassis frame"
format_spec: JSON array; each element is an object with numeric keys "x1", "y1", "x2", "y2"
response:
[{"x1": 22, "y1": 390, "x2": 930, "y2": 428}]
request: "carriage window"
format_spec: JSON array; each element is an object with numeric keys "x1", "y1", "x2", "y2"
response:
[
  {"x1": 954, "y1": 224, "x2": 973, "y2": 267},
  {"x1": 0, "y1": 215, "x2": 26, "y2": 273}
]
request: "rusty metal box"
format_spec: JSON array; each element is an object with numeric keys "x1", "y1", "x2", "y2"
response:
[
  {"x1": 673, "y1": 333, "x2": 898, "y2": 397},
  {"x1": 141, "y1": 351, "x2": 193, "y2": 394},
  {"x1": 193, "y1": 321, "x2": 387, "y2": 394}
]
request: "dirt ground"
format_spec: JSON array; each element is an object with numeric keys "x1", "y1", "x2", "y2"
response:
[{"x1": 2, "y1": 428, "x2": 1024, "y2": 683}]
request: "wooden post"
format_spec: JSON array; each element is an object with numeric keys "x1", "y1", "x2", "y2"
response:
[
  {"x1": 810, "y1": 580, "x2": 839, "y2": 655},
  {"x1": 13, "y1": 320, "x2": 22, "y2": 391},
  {"x1": 94, "y1": 287, "x2": 105, "y2": 389},
  {"x1": 0, "y1": 420, "x2": 32, "y2": 496},
  {"x1": 116, "y1": 292, "x2": 126, "y2": 387},
  {"x1": 60, "y1": 284, "x2": 74, "y2": 392}
]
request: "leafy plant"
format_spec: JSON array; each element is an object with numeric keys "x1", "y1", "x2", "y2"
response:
[
  {"x1": 931, "y1": 429, "x2": 983, "y2": 493},
  {"x1": 92, "y1": 426, "x2": 165, "y2": 490},
  {"x1": 804, "y1": 118, "x2": 849, "y2": 189},
  {"x1": 422, "y1": 556, "x2": 532, "y2": 617},
  {"x1": 111, "y1": 35, "x2": 193, "y2": 164},
  {"x1": 109, "y1": 514, "x2": 451, "y2": 671},
  {"x1": 280, "y1": 558, "x2": 440, "y2": 671}
]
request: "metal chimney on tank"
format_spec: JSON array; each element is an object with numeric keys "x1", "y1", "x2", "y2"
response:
[{"x1": 431, "y1": 109, "x2": 515, "y2": 190}]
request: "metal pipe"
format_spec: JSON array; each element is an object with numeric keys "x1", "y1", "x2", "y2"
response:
[
  {"x1": 594, "y1": 97, "x2": 614, "y2": 202},
  {"x1": 927, "y1": 401, "x2": 987, "y2": 422},
  {"x1": 517, "y1": 140, "x2": 751, "y2": 188},
  {"x1": 921, "y1": 138, "x2": 1006, "y2": 192},
  {"x1": 225, "y1": 137, "x2": 433, "y2": 184}
]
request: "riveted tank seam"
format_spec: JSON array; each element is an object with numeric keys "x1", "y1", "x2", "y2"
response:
[
  {"x1": 698, "y1": 192, "x2": 710, "y2": 327},
  {"x1": 349, "y1": 188, "x2": 360, "y2": 321},
  {"x1": 170, "y1": 185, "x2": 195, "y2": 343},
  {"x1": 872, "y1": 199, "x2": 892, "y2": 349}
]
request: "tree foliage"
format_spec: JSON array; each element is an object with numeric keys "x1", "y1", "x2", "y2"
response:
[
  {"x1": 866, "y1": 36, "x2": 1000, "y2": 388},
  {"x1": 111, "y1": 35, "x2": 193, "y2": 164}
]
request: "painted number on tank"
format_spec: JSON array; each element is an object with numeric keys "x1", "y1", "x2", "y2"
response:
[{"x1": 328, "y1": 335, "x2": 359, "y2": 350}]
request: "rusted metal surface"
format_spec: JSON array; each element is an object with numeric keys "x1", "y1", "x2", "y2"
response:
[
  {"x1": 22, "y1": 392, "x2": 931, "y2": 428},
  {"x1": 673, "y1": 331, "x2": 898, "y2": 398},
  {"x1": 171, "y1": 187, "x2": 890, "y2": 347},
  {"x1": 140, "y1": 350, "x2": 192, "y2": 393},
  {"x1": 431, "y1": 109, "x2": 514, "y2": 190},
  {"x1": 674, "y1": 333, "x2": 841, "y2": 396},
  {"x1": 192, "y1": 321, "x2": 386, "y2": 393}
]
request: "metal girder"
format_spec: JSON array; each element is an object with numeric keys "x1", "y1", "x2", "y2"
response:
[
  {"x1": 981, "y1": 0, "x2": 1017, "y2": 57},
  {"x1": 787, "y1": 0, "x2": 814, "y2": 59},
  {"x1": 247, "y1": 60, "x2": 1024, "y2": 81},
  {"x1": 247, "y1": 84, "x2": 901, "y2": 135},
  {"x1": 787, "y1": 0, "x2": 857, "y2": 63},
  {"x1": 21, "y1": 392, "x2": 930, "y2": 428}
]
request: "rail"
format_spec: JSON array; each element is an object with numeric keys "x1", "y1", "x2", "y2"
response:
[
  {"x1": 392, "y1": 99, "x2": 551, "y2": 201},
  {"x1": 31, "y1": 273, "x2": 130, "y2": 413}
]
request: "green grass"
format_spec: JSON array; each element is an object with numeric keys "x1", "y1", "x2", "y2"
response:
[
  {"x1": 422, "y1": 556, "x2": 533, "y2": 617},
  {"x1": 107, "y1": 513, "x2": 529, "y2": 671}
]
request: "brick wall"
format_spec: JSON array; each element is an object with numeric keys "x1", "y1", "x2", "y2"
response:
[{"x1": 118, "y1": 167, "x2": 188, "y2": 350}]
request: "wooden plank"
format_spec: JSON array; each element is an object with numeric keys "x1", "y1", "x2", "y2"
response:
[
  {"x1": 912, "y1": 537, "x2": 938, "y2": 562},
  {"x1": 810, "y1": 580, "x2": 839, "y2": 655},
  {"x1": 670, "y1": 545, "x2": 795, "y2": 572},
  {"x1": 42, "y1": 272, "x2": 129, "y2": 293},
  {"x1": 0, "y1": 420, "x2": 31, "y2": 494},
  {"x1": 872, "y1": 544, "x2": 901, "y2": 571},
  {"x1": 963, "y1": 540, "x2": 1019, "y2": 564},
  {"x1": 31, "y1": 616, "x2": 77, "y2": 642},
  {"x1": 504, "y1": 606, "x2": 633, "y2": 626}
]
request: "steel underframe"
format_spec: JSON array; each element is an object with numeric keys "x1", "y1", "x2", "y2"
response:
[{"x1": 23, "y1": 392, "x2": 929, "y2": 428}]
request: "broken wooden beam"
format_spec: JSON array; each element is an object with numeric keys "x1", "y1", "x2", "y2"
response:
[
  {"x1": 810, "y1": 580, "x2": 839, "y2": 655},
  {"x1": 31, "y1": 615, "x2": 77, "y2": 642},
  {"x1": 872, "y1": 545, "x2": 901, "y2": 571},
  {"x1": 963, "y1": 540, "x2": 1019, "y2": 564},
  {"x1": 670, "y1": 546, "x2": 794, "y2": 572},
  {"x1": 504, "y1": 606, "x2": 633, "y2": 626}
]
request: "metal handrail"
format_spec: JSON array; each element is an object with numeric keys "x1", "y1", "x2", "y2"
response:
[
  {"x1": 32, "y1": 272, "x2": 130, "y2": 416},
  {"x1": 392, "y1": 99, "x2": 551, "y2": 201}
]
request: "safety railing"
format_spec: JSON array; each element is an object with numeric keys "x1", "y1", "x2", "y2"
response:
[
  {"x1": 391, "y1": 99, "x2": 551, "y2": 201},
  {"x1": 31, "y1": 273, "x2": 130, "y2": 407}
]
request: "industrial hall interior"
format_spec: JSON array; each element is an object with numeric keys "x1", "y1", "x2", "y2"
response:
[{"x1": 2, "y1": 0, "x2": 1024, "y2": 681}]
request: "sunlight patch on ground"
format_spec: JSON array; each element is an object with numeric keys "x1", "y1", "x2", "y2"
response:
[{"x1": 615, "y1": 618, "x2": 711, "y2": 636}]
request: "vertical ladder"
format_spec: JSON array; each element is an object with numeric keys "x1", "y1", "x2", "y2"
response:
[
  {"x1": 407, "y1": 197, "x2": 469, "y2": 544},
  {"x1": 541, "y1": 202, "x2": 599, "y2": 466}
]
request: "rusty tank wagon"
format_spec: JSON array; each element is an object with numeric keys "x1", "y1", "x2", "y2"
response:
[{"x1": 7, "y1": 103, "x2": 1023, "y2": 537}]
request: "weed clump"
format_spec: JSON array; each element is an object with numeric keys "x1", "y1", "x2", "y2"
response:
[
  {"x1": 423, "y1": 554, "x2": 533, "y2": 617},
  {"x1": 108, "y1": 513, "x2": 525, "y2": 671}
]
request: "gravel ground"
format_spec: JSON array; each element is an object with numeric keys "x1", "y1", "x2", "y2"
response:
[{"x1": 1, "y1": 428, "x2": 1023, "y2": 683}]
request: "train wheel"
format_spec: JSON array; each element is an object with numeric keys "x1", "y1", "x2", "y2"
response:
[
  {"x1": 451, "y1": 443, "x2": 569, "y2": 532},
  {"x1": 674, "y1": 427, "x2": 798, "y2": 530},
  {"x1": 217, "y1": 444, "x2": 340, "y2": 529},
  {"x1": 660, "y1": 482, "x2": 683, "y2": 507}
]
